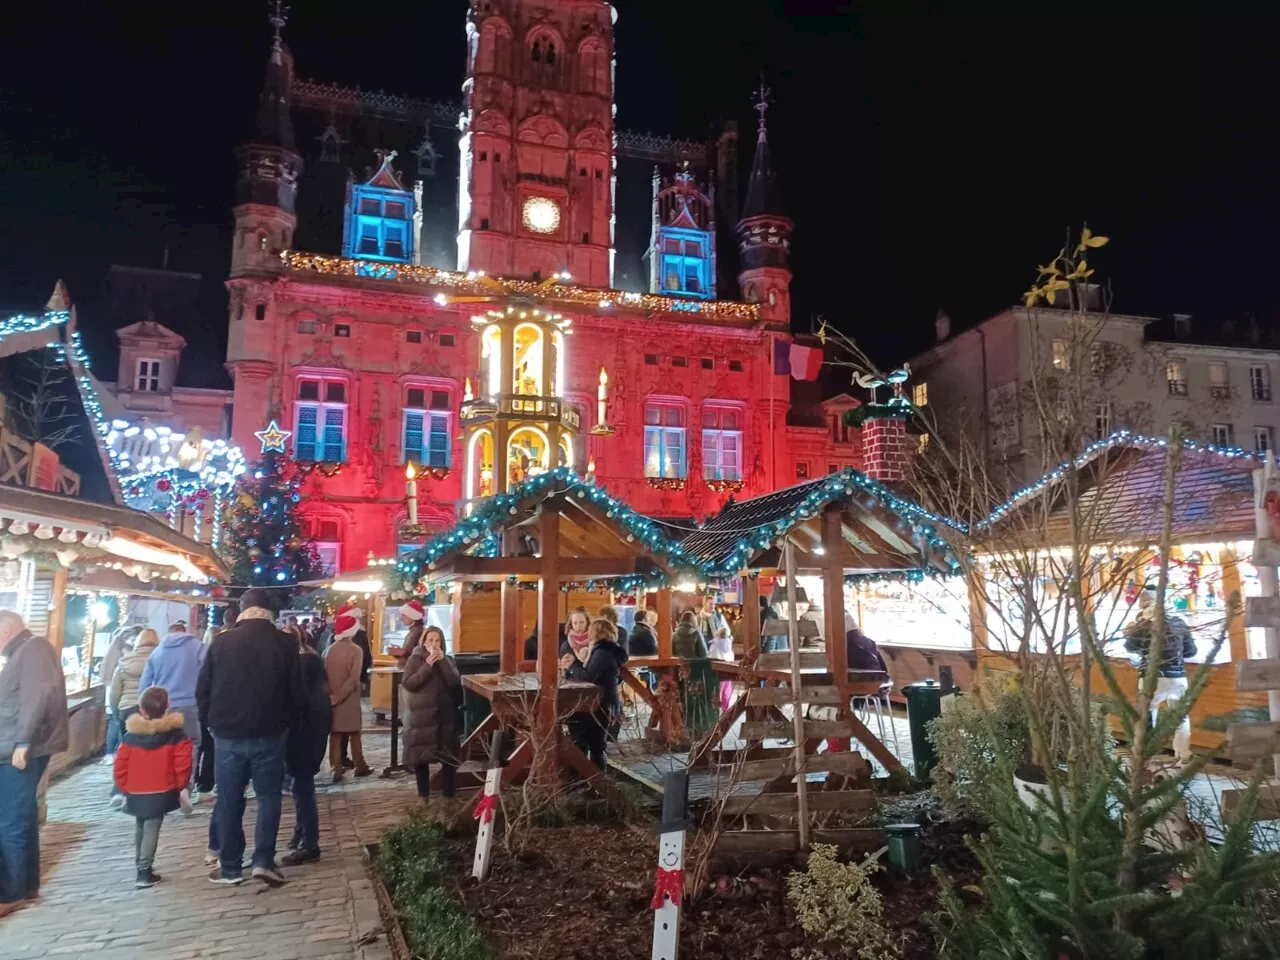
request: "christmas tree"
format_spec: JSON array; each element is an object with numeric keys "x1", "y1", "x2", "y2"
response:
[{"x1": 220, "y1": 446, "x2": 323, "y2": 588}]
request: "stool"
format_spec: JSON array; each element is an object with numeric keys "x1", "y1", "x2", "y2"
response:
[{"x1": 851, "y1": 682, "x2": 900, "y2": 756}]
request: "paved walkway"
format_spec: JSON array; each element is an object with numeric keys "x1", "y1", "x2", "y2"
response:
[{"x1": 2, "y1": 730, "x2": 420, "y2": 960}]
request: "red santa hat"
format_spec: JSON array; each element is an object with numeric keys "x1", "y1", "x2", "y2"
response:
[
  {"x1": 334, "y1": 612, "x2": 360, "y2": 641},
  {"x1": 335, "y1": 602, "x2": 363, "y2": 622},
  {"x1": 400, "y1": 600, "x2": 425, "y2": 621}
]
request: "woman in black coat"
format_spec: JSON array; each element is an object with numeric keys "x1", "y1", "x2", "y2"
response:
[
  {"x1": 284, "y1": 628, "x2": 332, "y2": 865},
  {"x1": 401, "y1": 626, "x2": 463, "y2": 801},
  {"x1": 562, "y1": 619, "x2": 628, "y2": 767}
]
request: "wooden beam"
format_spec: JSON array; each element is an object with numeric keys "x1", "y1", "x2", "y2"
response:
[
  {"x1": 656, "y1": 587, "x2": 673, "y2": 659},
  {"x1": 534, "y1": 505, "x2": 561, "y2": 785},
  {"x1": 720, "y1": 789, "x2": 875, "y2": 816},
  {"x1": 742, "y1": 573, "x2": 761, "y2": 661},
  {"x1": 1222, "y1": 784, "x2": 1280, "y2": 823},
  {"x1": 446, "y1": 555, "x2": 652, "y2": 580},
  {"x1": 761, "y1": 618, "x2": 820, "y2": 639},
  {"x1": 1227, "y1": 721, "x2": 1280, "y2": 763},
  {"x1": 1245, "y1": 596, "x2": 1280, "y2": 630},
  {"x1": 1236, "y1": 658, "x2": 1280, "y2": 693},
  {"x1": 758, "y1": 650, "x2": 829, "y2": 670},
  {"x1": 714, "y1": 750, "x2": 869, "y2": 782},
  {"x1": 746, "y1": 685, "x2": 844, "y2": 706},
  {"x1": 46, "y1": 566, "x2": 68, "y2": 654},
  {"x1": 741, "y1": 719, "x2": 852, "y2": 741},
  {"x1": 499, "y1": 530, "x2": 520, "y2": 673},
  {"x1": 822, "y1": 506, "x2": 849, "y2": 703}
]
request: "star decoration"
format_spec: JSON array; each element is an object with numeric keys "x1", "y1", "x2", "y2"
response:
[{"x1": 255, "y1": 420, "x2": 291, "y2": 454}]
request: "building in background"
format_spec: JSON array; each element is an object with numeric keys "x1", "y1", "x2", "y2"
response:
[
  {"x1": 910, "y1": 300, "x2": 1280, "y2": 488},
  {"x1": 223, "y1": 0, "x2": 906, "y2": 573}
]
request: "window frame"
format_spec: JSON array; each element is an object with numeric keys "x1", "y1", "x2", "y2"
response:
[
  {"x1": 1051, "y1": 338, "x2": 1070, "y2": 371},
  {"x1": 135, "y1": 357, "x2": 161, "y2": 393},
  {"x1": 293, "y1": 375, "x2": 350, "y2": 463},
  {"x1": 701, "y1": 404, "x2": 744, "y2": 481},
  {"x1": 912, "y1": 382, "x2": 928, "y2": 407},
  {"x1": 1209, "y1": 361, "x2": 1230, "y2": 399},
  {"x1": 1211, "y1": 422, "x2": 1235, "y2": 447},
  {"x1": 643, "y1": 401, "x2": 688, "y2": 479},
  {"x1": 1094, "y1": 401, "x2": 1111, "y2": 441},
  {"x1": 1251, "y1": 364, "x2": 1272, "y2": 402},
  {"x1": 401, "y1": 381, "x2": 454, "y2": 469},
  {"x1": 1166, "y1": 358, "x2": 1187, "y2": 396},
  {"x1": 1255, "y1": 426, "x2": 1273, "y2": 453}
]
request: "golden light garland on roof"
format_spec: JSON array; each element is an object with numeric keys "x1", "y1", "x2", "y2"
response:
[{"x1": 281, "y1": 251, "x2": 761, "y2": 322}]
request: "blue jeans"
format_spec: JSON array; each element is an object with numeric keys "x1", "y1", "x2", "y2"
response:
[
  {"x1": 212, "y1": 734, "x2": 285, "y2": 877},
  {"x1": 762, "y1": 635, "x2": 788, "y2": 653},
  {"x1": 0, "y1": 754, "x2": 51, "y2": 903},
  {"x1": 290, "y1": 773, "x2": 319, "y2": 851}
]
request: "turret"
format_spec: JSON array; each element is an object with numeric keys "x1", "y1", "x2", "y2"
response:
[{"x1": 736, "y1": 81, "x2": 792, "y2": 325}]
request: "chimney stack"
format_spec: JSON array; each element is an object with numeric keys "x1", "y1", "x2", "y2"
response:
[
  {"x1": 935, "y1": 309, "x2": 951, "y2": 342},
  {"x1": 860, "y1": 414, "x2": 910, "y2": 483}
]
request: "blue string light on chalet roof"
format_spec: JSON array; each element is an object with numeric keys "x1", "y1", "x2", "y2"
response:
[
  {"x1": 0, "y1": 310, "x2": 70, "y2": 340},
  {"x1": 980, "y1": 428, "x2": 1279, "y2": 530}
]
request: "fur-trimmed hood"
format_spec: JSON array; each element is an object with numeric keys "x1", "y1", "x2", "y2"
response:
[{"x1": 125, "y1": 711, "x2": 187, "y2": 736}]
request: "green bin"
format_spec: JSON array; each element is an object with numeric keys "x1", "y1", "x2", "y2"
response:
[
  {"x1": 902, "y1": 680, "x2": 943, "y2": 780},
  {"x1": 454, "y1": 653, "x2": 500, "y2": 736}
]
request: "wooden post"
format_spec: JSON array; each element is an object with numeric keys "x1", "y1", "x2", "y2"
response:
[
  {"x1": 534, "y1": 505, "x2": 561, "y2": 785},
  {"x1": 650, "y1": 769, "x2": 689, "y2": 960},
  {"x1": 822, "y1": 506, "x2": 848, "y2": 699},
  {"x1": 784, "y1": 540, "x2": 810, "y2": 849},
  {"x1": 1253, "y1": 463, "x2": 1280, "y2": 772},
  {"x1": 1220, "y1": 545, "x2": 1249, "y2": 663},
  {"x1": 499, "y1": 531, "x2": 520, "y2": 673},
  {"x1": 742, "y1": 573, "x2": 761, "y2": 661},
  {"x1": 46, "y1": 566, "x2": 68, "y2": 654},
  {"x1": 472, "y1": 729, "x2": 513, "y2": 880},
  {"x1": 657, "y1": 588, "x2": 673, "y2": 659}
]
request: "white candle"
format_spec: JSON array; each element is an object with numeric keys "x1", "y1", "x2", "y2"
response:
[
  {"x1": 405, "y1": 462, "x2": 419, "y2": 526},
  {"x1": 597, "y1": 367, "x2": 608, "y2": 426}
]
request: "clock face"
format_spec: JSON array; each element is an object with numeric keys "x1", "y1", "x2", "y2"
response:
[{"x1": 522, "y1": 197, "x2": 561, "y2": 234}]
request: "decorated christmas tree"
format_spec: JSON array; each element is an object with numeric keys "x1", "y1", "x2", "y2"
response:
[{"x1": 220, "y1": 430, "x2": 323, "y2": 587}]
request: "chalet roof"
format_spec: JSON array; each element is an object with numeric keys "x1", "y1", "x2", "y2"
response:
[{"x1": 680, "y1": 468, "x2": 961, "y2": 576}]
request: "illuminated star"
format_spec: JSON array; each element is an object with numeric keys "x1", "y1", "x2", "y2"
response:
[{"x1": 255, "y1": 420, "x2": 291, "y2": 454}]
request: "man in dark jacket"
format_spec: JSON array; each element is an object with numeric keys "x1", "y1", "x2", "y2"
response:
[
  {"x1": 196, "y1": 588, "x2": 302, "y2": 886},
  {"x1": 627, "y1": 609, "x2": 659, "y2": 657},
  {"x1": 1123, "y1": 590, "x2": 1198, "y2": 761},
  {"x1": 845, "y1": 615, "x2": 889, "y2": 673},
  {"x1": 0, "y1": 610, "x2": 69, "y2": 912}
]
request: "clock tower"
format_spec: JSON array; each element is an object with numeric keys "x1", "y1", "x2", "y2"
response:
[{"x1": 457, "y1": 0, "x2": 615, "y2": 288}]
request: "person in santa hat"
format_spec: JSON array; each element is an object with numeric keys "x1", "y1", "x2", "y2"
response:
[
  {"x1": 322, "y1": 611, "x2": 371, "y2": 781},
  {"x1": 389, "y1": 600, "x2": 426, "y2": 665}
]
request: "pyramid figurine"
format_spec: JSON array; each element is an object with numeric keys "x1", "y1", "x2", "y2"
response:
[{"x1": 46, "y1": 279, "x2": 71, "y2": 312}]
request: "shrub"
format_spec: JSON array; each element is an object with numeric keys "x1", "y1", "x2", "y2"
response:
[{"x1": 786, "y1": 843, "x2": 900, "y2": 960}]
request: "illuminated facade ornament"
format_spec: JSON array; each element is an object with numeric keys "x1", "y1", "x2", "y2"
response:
[
  {"x1": 255, "y1": 419, "x2": 291, "y2": 453},
  {"x1": 522, "y1": 196, "x2": 561, "y2": 235}
]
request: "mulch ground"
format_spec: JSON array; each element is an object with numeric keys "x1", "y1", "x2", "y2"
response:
[{"x1": 442, "y1": 795, "x2": 981, "y2": 960}]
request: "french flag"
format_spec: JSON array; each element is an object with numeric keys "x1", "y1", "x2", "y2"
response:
[{"x1": 773, "y1": 338, "x2": 823, "y2": 381}]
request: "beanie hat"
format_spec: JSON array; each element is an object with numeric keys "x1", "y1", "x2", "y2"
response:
[
  {"x1": 335, "y1": 613, "x2": 359, "y2": 641},
  {"x1": 240, "y1": 587, "x2": 272, "y2": 612},
  {"x1": 401, "y1": 599, "x2": 425, "y2": 621}
]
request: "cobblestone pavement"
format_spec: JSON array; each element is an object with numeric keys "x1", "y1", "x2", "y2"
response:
[{"x1": 1, "y1": 727, "x2": 425, "y2": 960}]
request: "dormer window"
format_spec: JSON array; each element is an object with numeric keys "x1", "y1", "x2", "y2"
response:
[
  {"x1": 343, "y1": 150, "x2": 417, "y2": 264},
  {"x1": 136, "y1": 358, "x2": 161, "y2": 392}
]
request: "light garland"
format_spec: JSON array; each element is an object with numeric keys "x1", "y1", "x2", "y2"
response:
[
  {"x1": 282, "y1": 251, "x2": 762, "y2": 322},
  {"x1": 0, "y1": 310, "x2": 69, "y2": 340}
]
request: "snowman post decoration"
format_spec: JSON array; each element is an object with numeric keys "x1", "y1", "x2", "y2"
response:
[
  {"x1": 650, "y1": 769, "x2": 690, "y2": 960},
  {"x1": 471, "y1": 728, "x2": 512, "y2": 881}
]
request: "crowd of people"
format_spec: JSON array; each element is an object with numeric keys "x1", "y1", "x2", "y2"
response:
[{"x1": 0, "y1": 587, "x2": 899, "y2": 912}]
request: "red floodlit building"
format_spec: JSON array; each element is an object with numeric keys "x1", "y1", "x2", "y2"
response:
[{"x1": 224, "y1": 1, "x2": 894, "y2": 573}]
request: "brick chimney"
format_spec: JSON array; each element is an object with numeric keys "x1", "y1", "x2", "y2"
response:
[{"x1": 861, "y1": 414, "x2": 910, "y2": 483}]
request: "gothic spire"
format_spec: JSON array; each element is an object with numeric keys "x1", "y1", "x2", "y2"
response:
[
  {"x1": 740, "y1": 78, "x2": 786, "y2": 222},
  {"x1": 250, "y1": 0, "x2": 297, "y2": 154}
]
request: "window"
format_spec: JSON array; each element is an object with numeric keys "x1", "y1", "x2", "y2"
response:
[
  {"x1": 918, "y1": 433, "x2": 931, "y2": 454},
  {"x1": 335, "y1": 323, "x2": 351, "y2": 338},
  {"x1": 644, "y1": 403, "x2": 686, "y2": 478},
  {"x1": 644, "y1": 354, "x2": 659, "y2": 366},
  {"x1": 672, "y1": 356, "x2": 688, "y2": 368},
  {"x1": 406, "y1": 329, "x2": 423, "y2": 344},
  {"x1": 1212, "y1": 422, "x2": 1235, "y2": 447},
  {"x1": 659, "y1": 235, "x2": 711, "y2": 298},
  {"x1": 345, "y1": 181, "x2": 416, "y2": 263},
  {"x1": 1051, "y1": 338, "x2": 1069, "y2": 371},
  {"x1": 439, "y1": 333, "x2": 455, "y2": 347},
  {"x1": 1209, "y1": 361, "x2": 1229, "y2": 399},
  {"x1": 1166, "y1": 359, "x2": 1187, "y2": 396},
  {"x1": 701, "y1": 406, "x2": 742, "y2": 481},
  {"x1": 796, "y1": 461, "x2": 810, "y2": 479},
  {"x1": 1251, "y1": 364, "x2": 1271, "y2": 401},
  {"x1": 1174, "y1": 314, "x2": 1192, "y2": 338},
  {"x1": 307, "y1": 520, "x2": 342, "y2": 576},
  {"x1": 912, "y1": 382, "x2": 928, "y2": 407},
  {"x1": 294, "y1": 378, "x2": 348, "y2": 463},
  {"x1": 728, "y1": 360, "x2": 744, "y2": 373},
  {"x1": 479, "y1": 151, "x2": 488, "y2": 161},
  {"x1": 135, "y1": 359, "x2": 160, "y2": 392},
  {"x1": 403, "y1": 387, "x2": 452, "y2": 468},
  {"x1": 480, "y1": 217, "x2": 490, "y2": 230},
  {"x1": 1094, "y1": 401, "x2": 1111, "y2": 441},
  {"x1": 700, "y1": 358, "x2": 714, "y2": 370},
  {"x1": 254, "y1": 302, "x2": 267, "y2": 322},
  {"x1": 297, "y1": 318, "x2": 316, "y2": 334},
  {"x1": 1255, "y1": 426, "x2": 1273, "y2": 453},
  {"x1": 828, "y1": 463, "x2": 840, "y2": 475}
]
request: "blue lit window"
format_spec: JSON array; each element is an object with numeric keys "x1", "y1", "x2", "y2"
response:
[
  {"x1": 403, "y1": 387, "x2": 452, "y2": 468},
  {"x1": 644, "y1": 403, "x2": 686, "y2": 478},
  {"x1": 343, "y1": 152, "x2": 416, "y2": 264},
  {"x1": 294, "y1": 378, "x2": 348, "y2": 463},
  {"x1": 658, "y1": 232, "x2": 712, "y2": 299}
]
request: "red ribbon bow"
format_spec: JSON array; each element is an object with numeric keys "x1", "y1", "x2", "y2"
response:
[
  {"x1": 473, "y1": 792, "x2": 499, "y2": 825},
  {"x1": 650, "y1": 866, "x2": 684, "y2": 910}
]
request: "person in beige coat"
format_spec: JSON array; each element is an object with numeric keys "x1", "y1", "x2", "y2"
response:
[{"x1": 323, "y1": 613, "x2": 370, "y2": 781}]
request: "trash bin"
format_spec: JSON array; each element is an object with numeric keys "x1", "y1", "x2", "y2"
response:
[
  {"x1": 454, "y1": 652, "x2": 501, "y2": 736},
  {"x1": 902, "y1": 679, "x2": 943, "y2": 780}
]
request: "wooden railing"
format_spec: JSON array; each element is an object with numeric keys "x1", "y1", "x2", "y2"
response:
[{"x1": 0, "y1": 423, "x2": 80, "y2": 495}]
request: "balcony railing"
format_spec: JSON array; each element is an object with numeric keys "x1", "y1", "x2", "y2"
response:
[{"x1": 460, "y1": 394, "x2": 583, "y2": 432}]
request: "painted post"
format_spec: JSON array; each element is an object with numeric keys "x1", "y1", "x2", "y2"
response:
[
  {"x1": 651, "y1": 769, "x2": 690, "y2": 960},
  {"x1": 472, "y1": 728, "x2": 513, "y2": 881}
]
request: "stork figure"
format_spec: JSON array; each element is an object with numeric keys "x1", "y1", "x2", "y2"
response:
[{"x1": 854, "y1": 372, "x2": 886, "y2": 404}]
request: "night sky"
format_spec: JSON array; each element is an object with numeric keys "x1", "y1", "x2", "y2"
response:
[{"x1": 3, "y1": 3, "x2": 1280, "y2": 370}]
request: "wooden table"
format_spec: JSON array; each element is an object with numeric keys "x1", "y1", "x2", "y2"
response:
[
  {"x1": 369, "y1": 665, "x2": 405, "y2": 775},
  {"x1": 447, "y1": 672, "x2": 602, "y2": 787}
]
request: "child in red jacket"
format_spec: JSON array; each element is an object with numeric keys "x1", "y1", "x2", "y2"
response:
[{"x1": 113, "y1": 686, "x2": 193, "y2": 888}]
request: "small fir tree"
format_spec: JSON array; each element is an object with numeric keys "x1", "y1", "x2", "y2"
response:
[{"x1": 220, "y1": 451, "x2": 323, "y2": 587}]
